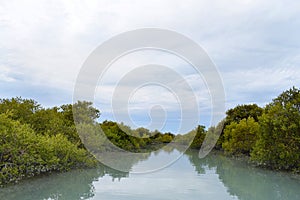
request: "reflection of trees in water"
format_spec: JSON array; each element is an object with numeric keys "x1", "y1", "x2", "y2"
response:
[
  {"x1": 184, "y1": 150, "x2": 206, "y2": 174},
  {"x1": 153, "y1": 143, "x2": 187, "y2": 155},
  {"x1": 0, "y1": 162, "x2": 135, "y2": 200},
  {"x1": 2, "y1": 148, "x2": 299, "y2": 200},
  {"x1": 184, "y1": 149, "x2": 222, "y2": 174},
  {"x1": 0, "y1": 146, "x2": 153, "y2": 200},
  {"x1": 0, "y1": 168, "x2": 100, "y2": 200},
  {"x1": 102, "y1": 165, "x2": 128, "y2": 182},
  {"x1": 216, "y1": 157, "x2": 300, "y2": 200},
  {"x1": 186, "y1": 150, "x2": 300, "y2": 200},
  {"x1": 93, "y1": 148, "x2": 151, "y2": 172}
]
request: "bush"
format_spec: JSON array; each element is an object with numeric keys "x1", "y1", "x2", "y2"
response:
[
  {"x1": 251, "y1": 87, "x2": 300, "y2": 171},
  {"x1": 0, "y1": 114, "x2": 96, "y2": 186},
  {"x1": 222, "y1": 117, "x2": 259, "y2": 156}
]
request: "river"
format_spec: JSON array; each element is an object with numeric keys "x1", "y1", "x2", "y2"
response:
[{"x1": 1, "y1": 149, "x2": 299, "y2": 200}]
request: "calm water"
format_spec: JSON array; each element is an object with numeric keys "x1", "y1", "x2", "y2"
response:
[{"x1": 1, "y1": 149, "x2": 300, "y2": 200}]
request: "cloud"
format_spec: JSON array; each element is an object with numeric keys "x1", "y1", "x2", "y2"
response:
[
  {"x1": 223, "y1": 61, "x2": 300, "y2": 108},
  {"x1": 1, "y1": 0, "x2": 300, "y2": 131},
  {"x1": 0, "y1": 65, "x2": 16, "y2": 82}
]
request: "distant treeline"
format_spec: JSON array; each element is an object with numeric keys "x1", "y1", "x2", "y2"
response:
[{"x1": 1, "y1": 87, "x2": 300, "y2": 186}]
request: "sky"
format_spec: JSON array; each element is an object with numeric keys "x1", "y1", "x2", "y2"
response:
[{"x1": 1, "y1": 0, "x2": 300, "y2": 133}]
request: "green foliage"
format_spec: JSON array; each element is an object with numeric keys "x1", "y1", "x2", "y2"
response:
[
  {"x1": 0, "y1": 114, "x2": 96, "y2": 186},
  {"x1": 1, "y1": 86, "x2": 300, "y2": 187},
  {"x1": 216, "y1": 104, "x2": 263, "y2": 150},
  {"x1": 99, "y1": 121, "x2": 175, "y2": 152},
  {"x1": 190, "y1": 125, "x2": 206, "y2": 149},
  {"x1": 202, "y1": 120, "x2": 225, "y2": 151},
  {"x1": 222, "y1": 117, "x2": 259, "y2": 156},
  {"x1": 173, "y1": 134, "x2": 188, "y2": 145},
  {"x1": 212, "y1": 120, "x2": 226, "y2": 150},
  {"x1": 76, "y1": 123, "x2": 106, "y2": 153},
  {"x1": 134, "y1": 127, "x2": 151, "y2": 138},
  {"x1": 251, "y1": 87, "x2": 300, "y2": 171},
  {"x1": 174, "y1": 130, "x2": 195, "y2": 146},
  {"x1": 100, "y1": 121, "x2": 147, "y2": 152},
  {"x1": 72, "y1": 101, "x2": 100, "y2": 124},
  {"x1": 0, "y1": 97, "x2": 40, "y2": 124},
  {"x1": 211, "y1": 87, "x2": 300, "y2": 172},
  {"x1": 0, "y1": 98, "x2": 102, "y2": 186},
  {"x1": 30, "y1": 107, "x2": 80, "y2": 144},
  {"x1": 225, "y1": 104, "x2": 263, "y2": 124},
  {"x1": 150, "y1": 131, "x2": 175, "y2": 144},
  {"x1": 0, "y1": 97, "x2": 179, "y2": 186},
  {"x1": 158, "y1": 132, "x2": 174, "y2": 143}
]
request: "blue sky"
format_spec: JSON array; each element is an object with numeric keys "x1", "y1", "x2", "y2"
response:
[{"x1": 1, "y1": 0, "x2": 300, "y2": 133}]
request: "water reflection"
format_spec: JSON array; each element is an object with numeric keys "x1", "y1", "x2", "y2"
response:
[
  {"x1": 0, "y1": 164, "x2": 128, "y2": 200},
  {"x1": 185, "y1": 150, "x2": 300, "y2": 200},
  {"x1": 0, "y1": 148, "x2": 299, "y2": 200}
]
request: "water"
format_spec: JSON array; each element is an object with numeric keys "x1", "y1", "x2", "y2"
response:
[{"x1": 1, "y1": 149, "x2": 300, "y2": 200}]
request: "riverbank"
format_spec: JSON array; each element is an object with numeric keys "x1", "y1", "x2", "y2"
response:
[
  {"x1": 1, "y1": 87, "x2": 300, "y2": 186},
  {"x1": 207, "y1": 149, "x2": 300, "y2": 176},
  {"x1": 2, "y1": 149, "x2": 300, "y2": 200}
]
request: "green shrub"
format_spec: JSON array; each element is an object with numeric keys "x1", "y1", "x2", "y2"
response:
[
  {"x1": 0, "y1": 114, "x2": 96, "y2": 186},
  {"x1": 251, "y1": 87, "x2": 300, "y2": 171},
  {"x1": 222, "y1": 117, "x2": 259, "y2": 156}
]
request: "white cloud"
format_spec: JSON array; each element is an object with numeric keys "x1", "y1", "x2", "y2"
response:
[
  {"x1": 223, "y1": 61, "x2": 300, "y2": 108},
  {"x1": 0, "y1": 65, "x2": 16, "y2": 82},
  {"x1": 1, "y1": 0, "x2": 300, "y2": 131}
]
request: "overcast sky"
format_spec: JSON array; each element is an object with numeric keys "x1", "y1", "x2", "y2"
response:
[{"x1": 1, "y1": 0, "x2": 300, "y2": 133}]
